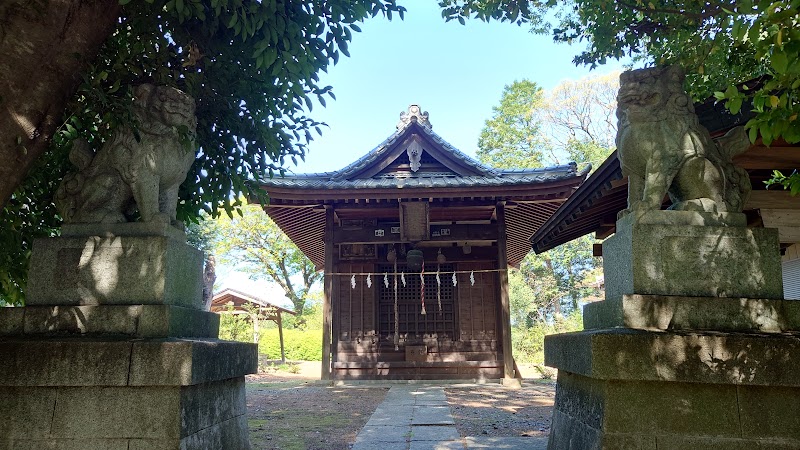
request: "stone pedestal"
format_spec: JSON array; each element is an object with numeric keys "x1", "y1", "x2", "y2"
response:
[
  {"x1": 603, "y1": 211, "x2": 783, "y2": 300},
  {"x1": 545, "y1": 212, "x2": 799, "y2": 449},
  {"x1": 0, "y1": 225, "x2": 257, "y2": 450}
]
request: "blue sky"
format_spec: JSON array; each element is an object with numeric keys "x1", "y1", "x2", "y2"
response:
[
  {"x1": 223, "y1": 2, "x2": 629, "y2": 303},
  {"x1": 292, "y1": 1, "x2": 628, "y2": 174}
]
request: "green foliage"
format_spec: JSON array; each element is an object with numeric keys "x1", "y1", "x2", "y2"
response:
[
  {"x1": 0, "y1": 0, "x2": 404, "y2": 304},
  {"x1": 219, "y1": 311, "x2": 253, "y2": 342},
  {"x1": 444, "y1": 0, "x2": 800, "y2": 192},
  {"x1": 765, "y1": 169, "x2": 800, "y2": 195},
  {"x1": 477, "y1": 80, "x2": 549, "y2": 168},
  {"x1": 512, "y1": 310, "x2": 583, "y2": 364},
  {"x1": 258, "y1": 328, "x2": 322, "y2": 361},
  {"x1": 479, "y1": 76, "x2": 608, "y2": 322},
  {"x1": 478, "y1": 74, "x2": 618, "y2": 172},
  {"x1": 196, "y1": 204, "x2": 322, "y2": 316}
]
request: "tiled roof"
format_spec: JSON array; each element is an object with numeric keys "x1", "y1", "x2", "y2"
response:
[{"x1": 261, "y1": 118, "x2": 582, "y2": 190}]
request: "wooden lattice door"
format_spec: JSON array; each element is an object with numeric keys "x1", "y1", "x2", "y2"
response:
[{"x1": 377, "y1": 264, "x2": 456, "y2": 339}]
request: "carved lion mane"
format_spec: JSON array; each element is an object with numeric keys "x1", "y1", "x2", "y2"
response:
[
  {"x1": 56, "y1": 84, "x2": 197, "y2": 225},
  {"x1": 616, "y1": 66, "x2": 751, "y2": 216}
]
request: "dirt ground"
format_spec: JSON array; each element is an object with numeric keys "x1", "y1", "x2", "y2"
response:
[
  {"x1": 445, "y1": 382, "x2": 556, "y2": 438},
  {"x1": 245, "y1": 362, "x2": 556, "y2": 449}
]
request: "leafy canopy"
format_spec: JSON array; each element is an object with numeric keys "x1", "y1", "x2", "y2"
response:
[
  {"x1": 0, "y1": 0, "x2": 403, "y2": 304},
  {"x1": 195, "y1": 203, "x2": 322, "y2": 318},
  {"x1": 478, "y1": 74, "x2": 612, "y2": 321},
  {"x1": 440, "y1": 0, "x2": 800, "y2": 186}
]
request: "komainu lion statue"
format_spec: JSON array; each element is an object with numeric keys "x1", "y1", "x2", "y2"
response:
[
  {"x1": 616, "y1": 66, "x2": 752, "y2": 216},
  {"x1": 56, "y1": 84, "x2": 196, "y2": 226}
]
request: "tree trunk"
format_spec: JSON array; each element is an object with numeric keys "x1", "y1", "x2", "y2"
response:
[
  {"x1": 0, "y1": 0, "x2": 121, "y2": 207},
  {"x1": 544, "y1": 257, "x2": 561, "y2": 316}
]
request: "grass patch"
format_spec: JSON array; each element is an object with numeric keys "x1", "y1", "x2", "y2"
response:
[{"x1": 249, "y1": 408, "x2": 350, "y2": 450}]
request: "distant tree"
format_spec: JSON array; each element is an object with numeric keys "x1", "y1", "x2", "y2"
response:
[
  {"x1": 542, "y1": 72, "x2": 619, "y2": 170},
  {"x1": 440, "y1": 0, "x2": 800, "y2": 191},
  {"x1": 478, "y1": 74, "x2": 611, "y2": 318},
  {"x1": 477, "y1": 80, "x2": 550, "y2": 168},
  {"x1": 198, "y1": 204, "x2": 321, "y2": 318}
]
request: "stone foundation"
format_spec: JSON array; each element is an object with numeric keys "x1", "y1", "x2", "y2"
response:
[
  {"x1": 545, "y1": 330, "x2": 800, "y2": 450},
  {"x1": 546, "y1": 212, "x2": 796, "y2": 449},
  {"x1": 1, "y1": 227, "x2": 257, "y2": 449}
]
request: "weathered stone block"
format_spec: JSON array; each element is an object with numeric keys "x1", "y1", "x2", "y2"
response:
[
  {"x1": 603, "y1": 212, "x2": 783, "y2": 301},
  {"x1": 545, "y1": 329, "x2": 800, "y2": 449},
  {"x1": 0, "y1": 339, "x2": 132, "y2": 386},
  {"x1": 50, "y1": 386, "x2": 181, "y2": 438},
  {"x1": 0, "y1": 438, "x2": 130, "y2": 450},
  {"x1": 129, "y1": 339, "x2": 258, "y2": 386},
  {"x1": 26, "y1": 235, "x2": 203, "y2": 308},
  {"x1": 545, "y1": 328, "x2": 800, "y2": 386},
  {"x1": 0, "y1": 305, "x2": 219, "y2": 338},
  {"x1": 0, "y1": 308, "x2": 23, "y2": 334},
  {"x1": 0, "y1": 377, "x2": 251, "y2": 448},
  {"x1": 0, "y1": 337, "x2": 256, "y2": 387},
  {"x1": 584, "y1": 294, "x2": 800, "y2": 333},
  {"x1": 180, "y1": 378, "x2": 247, "y2": 436},
  {"x1": 738, "y1": 385, "x2": 800, "y2": 440},
  {"x1": 0, "y1": 387, "x2": 57, "y2": 439},
  {"x1": 655, "y1": 436, "x2": 798, "y2": 450}
]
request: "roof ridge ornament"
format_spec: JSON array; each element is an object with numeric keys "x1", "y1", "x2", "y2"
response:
[{"x1": 398, "y1": 104, "x2": 431, "y2": 130}]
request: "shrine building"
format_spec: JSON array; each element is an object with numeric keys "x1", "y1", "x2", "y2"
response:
[{"x1": 260, "y1": 105, "x2": 587, "y2": 380}]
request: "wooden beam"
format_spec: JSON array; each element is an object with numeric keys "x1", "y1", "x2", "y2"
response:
[
  {"x1": 334, "y1": 223, "x2": 498, "y2": 244},
  {"x1": 760, "y1": 209, "x2": 800, "y2": 243},
  {"x1": 733, "y1": 145, "x2": 800, "y2": 169},
  {"x1": 496, "y1": 201, "x2": 514, "y2": 380},
  {"x1": 277, "y1": 311, "x2": 286, "y2": 364},
  {"x1": 322, "y1": 206, "x2": 334, "y2": 380},
  {"x1": 745, "y1": 190, "x2": 800, "y2": 210},
  {"x1": 595, "y1": 224, "x2": 616, "y2": 240}
]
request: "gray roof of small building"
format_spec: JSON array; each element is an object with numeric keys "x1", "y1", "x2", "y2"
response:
[{"x1": 261, "y1": 110, "x2": 584, "y2": 190}]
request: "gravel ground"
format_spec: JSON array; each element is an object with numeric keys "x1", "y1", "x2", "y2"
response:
[{"x1": 445, "y1": 381, "x2": 556, "y2": 438}]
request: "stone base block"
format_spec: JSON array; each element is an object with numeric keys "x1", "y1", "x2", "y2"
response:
[
  {"x1": 545, "y1": 328, "x2": 800, "y2": 449},
  {"x1": 603, "y1": 211, "x2": 783, "y2": 300},
  {"x1": 0, "y1": 337, "x2": 257, "y2": 386},
  {"x1": 0, "y1": 305, "x2": 219, "y2": 338},
  {"x1": 0, "y1": 381, "x2": 251, "y2": 450},
  {"x1": 27, "y1": 235, "x2": 203, "y2": 308},
  {"x1": 0, "y1": 337, "x2": 257, "y2": 449},
  {"x1": 584, "y1": 294, "x2": 800, "y2": 333}
]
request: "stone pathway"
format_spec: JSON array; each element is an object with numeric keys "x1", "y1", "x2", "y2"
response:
[{"x1": 352, "y1": 385, "x2": 548, "y2": 450}]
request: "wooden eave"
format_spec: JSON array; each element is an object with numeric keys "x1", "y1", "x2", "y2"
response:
[
  {"x1": 530, "y1": 140, "x2": 800, "y2": 254},
  {"x1": 263, "y1": 177, "x2": 581, "y2": 269}
]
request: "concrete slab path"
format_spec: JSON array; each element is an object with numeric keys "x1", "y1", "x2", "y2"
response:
[{"x1": 351, "y1": 385, "x2": 548, "y2": 450}]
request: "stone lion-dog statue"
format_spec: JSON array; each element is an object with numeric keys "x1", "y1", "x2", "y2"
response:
[
  {"x1": 56, "y1": 84, "x2": 196, "y2": 226},
  {"x1": 616, "y1": 66, "x2": 752, "y2": 217}
]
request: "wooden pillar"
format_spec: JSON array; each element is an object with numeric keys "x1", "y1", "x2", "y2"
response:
[
  {"x1": 496, "y1": 201, "x2": 514, "y2": 379},
  {"x1": 322, "y1": 206, "x2": 334, "y2": 380},
  {"x1": 277, "y1": 311, "x2": 286, "y2": 364}
]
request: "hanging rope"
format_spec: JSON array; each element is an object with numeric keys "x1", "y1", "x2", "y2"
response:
[
  {"x1": 327, "y1": 268, "x2": 508, "y2": 277},
  {"x1": 393, "y1": 260, "x2": 399, "y2": 351},
  {"x1": 436, "y1": 267, "x2": 442, "y2": 313},
  {"x1": 420, "y1": 261, "x2": 426, "y2": 315}
]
